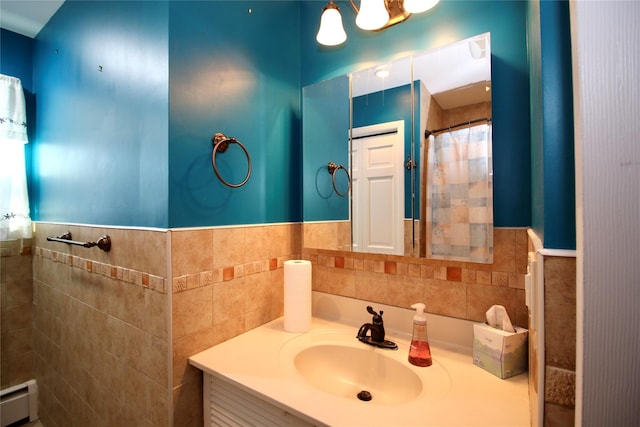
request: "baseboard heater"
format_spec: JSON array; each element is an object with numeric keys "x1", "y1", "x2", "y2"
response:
[{"x1": 0, "y1": 379, "x2": 38, "y2": 427}]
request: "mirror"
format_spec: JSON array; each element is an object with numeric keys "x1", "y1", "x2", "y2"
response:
[
  {"x1": 302, "y1": 74, "x2": 351, "y2": 251},
  {"x1": 302, "y1": 33, "x2": 493, "y2": 263},
  {"x1": 351, "y1": 56, "x2": 413, "y2": 256}
]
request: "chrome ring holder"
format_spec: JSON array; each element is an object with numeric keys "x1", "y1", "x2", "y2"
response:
[
  {"x1": 327, "y1": 161, "x2": 351, "y2": 197},
  {"x1": 211, "y1": 132, "x2": 252, "y2": 188}
]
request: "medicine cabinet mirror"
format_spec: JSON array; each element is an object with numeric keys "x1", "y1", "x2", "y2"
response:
[{"x1": 302, "y1": 33, "x2": 493, "y2": 263}]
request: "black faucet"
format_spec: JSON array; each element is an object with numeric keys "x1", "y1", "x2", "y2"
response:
[{"x1": 356, "y1": 306, "x2": 398, "y2": 350}]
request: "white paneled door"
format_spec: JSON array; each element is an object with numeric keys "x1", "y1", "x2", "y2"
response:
[{"x1": 351, "y1": 121, "x2": 404, "y2": 255}]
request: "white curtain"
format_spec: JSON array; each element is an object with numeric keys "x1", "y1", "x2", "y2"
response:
[
  {"x1": 0, "y1": 74, "x2": 32, "y2": 240},
  {"x1": 426, "y1": 123, "x2": 493, "y2": 263}
]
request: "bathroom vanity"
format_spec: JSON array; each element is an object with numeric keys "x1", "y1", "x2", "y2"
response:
[{"x1": 189, "y1": 293, "x2": 529, "y2": 427}]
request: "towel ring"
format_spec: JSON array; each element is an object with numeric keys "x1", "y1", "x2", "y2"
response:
[
  {"x1": 327, "y1": 162, "x2": 350, "y2": 197},
  {"x1": 211, "y1": 133, "x2": 252, "y2": 188}
]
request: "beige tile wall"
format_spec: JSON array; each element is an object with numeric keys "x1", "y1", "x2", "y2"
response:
[
  {"x1": 404, "y1": 219, "x2": 421, "y2": 257},
  {"x1": 525, "y1": 231, "x2": 577, "y2": 427},
  {"x1": 543, "y1": 256, "x2": 576, "y2": 426},
  {"x1": 170, "y1": 223, "x2": 301, "y2": 427},
  {"x1": 304, "y1": 219, "x2": 421, "y2": 257},
  {"x1": 32, "y1": 223, "x2": 169, "y2": 427},
  {"x1": 442, "y1": 101, "x2": 492, "y2": 129},
  {"x1": 303, "y1": 221, "x2": 350, "y2": 251},
  {"x1": 1, "y1": 239, "x2": 34, "y2": 389},
  {"x1": 304, "y1": 227, "x2": 529, "y2": 327},
  {"x1": 27, "y1": 223, "x2": 537, "y2": 426}
]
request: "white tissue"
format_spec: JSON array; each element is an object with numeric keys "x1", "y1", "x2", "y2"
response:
[{"x1": 485, "y1": 305, "x2": 516, "y2": 333}]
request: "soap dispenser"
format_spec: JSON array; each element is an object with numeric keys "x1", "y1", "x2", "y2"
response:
[{"x1": 408, "y1": 303, "x2": 432, "y2": 367}]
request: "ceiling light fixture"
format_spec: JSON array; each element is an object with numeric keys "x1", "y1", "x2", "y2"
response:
[
  {"x1": 356, "y1": 0, "x2": 390, "y2": 30},
  {"x1": 374, "y1": 64, "x2": 391, "y2": 78},
  {"x1": 316, "y1": 0, "x2": 348, "y2": 46},
  {"x1": 316, "y1": 0, "x2": 440, "y2": 46}
]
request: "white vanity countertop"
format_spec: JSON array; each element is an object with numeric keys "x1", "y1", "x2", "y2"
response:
[{"x1": 189, "y1": 294, "x2": 530, "y2": 427}]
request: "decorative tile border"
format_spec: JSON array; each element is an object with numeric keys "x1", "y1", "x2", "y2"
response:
[
  {"x1": 303, "y1": 252, "x2": 525, "y2": 289},
  {"x1": 171, "y1": 255, "x2": 301, "y2": 293},
  {"x1": 35, "y1": 246, "x2": 166, "y2": 293}
]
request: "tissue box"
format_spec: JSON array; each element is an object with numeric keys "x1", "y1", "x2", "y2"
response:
[{"x1": 473, "y1": 323, "x2": 528, "y2": 379}]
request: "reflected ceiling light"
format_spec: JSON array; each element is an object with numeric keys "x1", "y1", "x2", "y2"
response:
[
  {"x1": 316, "y1": 0, "x2": 348, "y2": 46},
  {"x1": 403, "y1": 0, "x2": 440, "y2": 14},
  {"x1": 374, "y1": 65, "x2": 391, "y2": 78},
  {"x1": 316, "y1": 0, "x2": 439, "y2": 46},
  {"x1": 356, "y1": 0, "x2": 390, "y2": 30}
]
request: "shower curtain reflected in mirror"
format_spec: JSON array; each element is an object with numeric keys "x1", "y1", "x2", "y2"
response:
[{"x1": 425, "y1": 124, "x2": 493, "y2": 263}]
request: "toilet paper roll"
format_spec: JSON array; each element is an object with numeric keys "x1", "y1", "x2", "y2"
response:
[{"x1": 283, "y1": 260, "x2": 312, "y2": 332}]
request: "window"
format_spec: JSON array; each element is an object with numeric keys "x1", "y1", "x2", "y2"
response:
[{"x1": 1, "y1": 74, "x2": 32, "y2": 241}]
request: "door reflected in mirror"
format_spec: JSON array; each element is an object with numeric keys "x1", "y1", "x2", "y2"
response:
[
  {"x1": 351, "y1": 55, "x2": 412, "y2": 256},
  {"x1": 302, "y1": 33, "x2": 493, "y2": 263}
]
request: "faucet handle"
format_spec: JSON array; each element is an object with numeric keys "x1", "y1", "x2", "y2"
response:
[
  {"x1": 366, "y1": 306, "x2": 384, "y2": 322},
  {"x1": 357, "y1": 306, "x2": 397, "y2": 350}
]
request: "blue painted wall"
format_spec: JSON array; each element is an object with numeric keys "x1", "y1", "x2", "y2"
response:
[
  {"x1": 529, "y1": 0, "x2": 576, "y2": 249},
  {"x1": 302, "y1": 75, "x2": 350, "y2": 221},
  {"x1": 30, "y1": 1, "x2": 301, "y2": 228},
  {"x1": 300, "y1": 0, "x2": 531, "y2": 228},
  {"x1": 32, "y1": 1, "x2": 170, "y2": 227},
  {"x1": 1, "y1": 29, "x2": 33, "y2": 91},
  {"x1": 168, "y1": 1, "x2": 301, "y2": 227}
]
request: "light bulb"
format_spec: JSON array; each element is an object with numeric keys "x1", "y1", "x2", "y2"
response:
[
  {"x1": 403, "y1": 0, "x2": 440, "y2": 14},
  {"x1": 316, "y1": 2, "x2": 347, "y2": 46},
  {"x1": 356, "y1": 0, "x2": 390, "y2": 31},
  {"x1": 374, "y1": 65, "x2": 390, "y2": 78}
]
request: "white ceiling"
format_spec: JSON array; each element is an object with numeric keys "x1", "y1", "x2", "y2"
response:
[
  {"x1": 352, "y1": 33, "x2": 491, "y2": 109},
  {"x1": 0, "y1": 0, "x2": 64, "y2": 38}
]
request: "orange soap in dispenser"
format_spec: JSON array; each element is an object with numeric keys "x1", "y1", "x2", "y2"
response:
[{"x1": 408, "y1": 303, "x2": 432, "y2": 367}]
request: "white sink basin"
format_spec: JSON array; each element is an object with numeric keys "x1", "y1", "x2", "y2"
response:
[
  {"x1": 279, "y1": 329, "x2": 451, "y2": 405},
  {"x1": 294, "y1": 343, "x2": 422, "y2": 404}
]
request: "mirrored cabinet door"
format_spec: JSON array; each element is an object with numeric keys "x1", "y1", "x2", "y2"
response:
[{"x1": 302, "y1": 33, "x2": 493, "y2": 264}]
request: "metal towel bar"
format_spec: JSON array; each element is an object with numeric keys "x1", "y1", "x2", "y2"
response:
[{"x1": 46, "y1": 232, "x2": 111, "y2": 252}]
